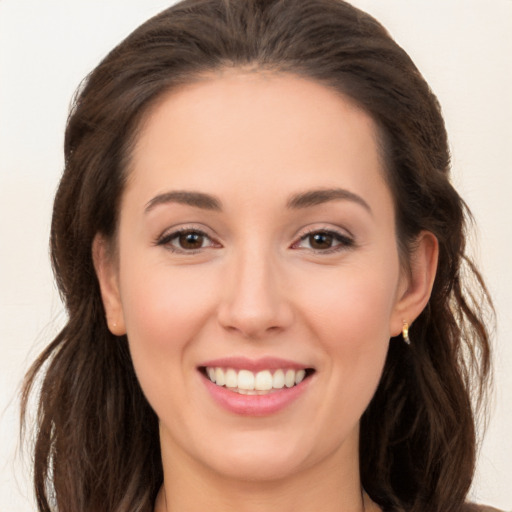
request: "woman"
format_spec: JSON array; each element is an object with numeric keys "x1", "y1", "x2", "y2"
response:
[{"x1": 20, "y1": 1, "x2": 496, "y2": 511}]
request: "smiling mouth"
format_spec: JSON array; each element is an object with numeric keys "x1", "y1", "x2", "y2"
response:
[{"x1": 199, "y1": 367, "x2": 316, "y2": 395}]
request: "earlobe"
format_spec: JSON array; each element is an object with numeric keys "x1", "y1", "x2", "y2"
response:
[
  {"x1": 92, "y1": 234, "x2": 126, "y2": 336},
  {"x1": 390, "y1": 231, "x2": 439, "y2": 337}
]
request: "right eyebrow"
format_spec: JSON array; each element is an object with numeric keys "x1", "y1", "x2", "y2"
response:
[{"x1": 144, "y1": 190, "x2": 222, "y2": 213}]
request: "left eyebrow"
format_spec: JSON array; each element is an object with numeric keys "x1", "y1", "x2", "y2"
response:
[{"x1": 286, "y1": 187, "x2": 372, "y2": 215}]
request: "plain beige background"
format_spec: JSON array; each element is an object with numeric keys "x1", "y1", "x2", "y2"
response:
[{"x1": 1, "y1": 1, "x2": 511, "y2": 510}]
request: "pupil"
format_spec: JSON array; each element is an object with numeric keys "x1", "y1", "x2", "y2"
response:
[
  {"x1": 310, "y1": 233, "x2": 332, "y2": 249},
  {"x1": 179, "y1": 232, "x2": 203, "y2": 249}
]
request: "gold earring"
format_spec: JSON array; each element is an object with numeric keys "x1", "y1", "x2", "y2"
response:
[{"x1": 402, "y1": 321, "x2": 410, "y2": 345}]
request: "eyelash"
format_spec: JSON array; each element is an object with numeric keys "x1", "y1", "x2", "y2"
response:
[
  {"x1": 292, "y1": 228, "x2": 355, "y2": 254},
  {"x1": 155, "y1": 226, "x2": 355, "y2": 255},
  {"x1": 155, "y1": 227, "x2": 217, "y2": 254}
]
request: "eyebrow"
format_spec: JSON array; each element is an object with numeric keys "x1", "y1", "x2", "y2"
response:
[
  {"x1": 144, "y1": 190, "x2": 222, "y2": 213},
  {"x1": 144, "y1": 187, "x2": 371, "y2": 215},
  {"x1": 286, "y1": 188, "x2": 372, "y2": 215}
]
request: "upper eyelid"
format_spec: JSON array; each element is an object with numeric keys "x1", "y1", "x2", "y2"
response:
[
  {"x1": 157, "y1": 224, "x2": 216, "y2": 241},
  {"x1": 295, "y1": 230, "x2": 353, "y2": 244},
  {"x1": 295, "y1": 224, "x2": 354, "y2": 241}
]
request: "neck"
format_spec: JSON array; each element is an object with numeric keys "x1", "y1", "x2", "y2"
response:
[
  {"x1": 155, "y1": 435, "x2": 374, "y2": 512},
  {"x1": 155, "y1": 484, "x2": 373, "y2": 512}
]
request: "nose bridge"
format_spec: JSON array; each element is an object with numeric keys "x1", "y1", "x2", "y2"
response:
[{"x1": 217, "y1": 239, "x2": 293, "y2": 338}]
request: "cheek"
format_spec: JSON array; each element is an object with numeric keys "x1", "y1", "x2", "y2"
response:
[
  {"x1": 294, "y1": 259, "x2": 398, "y2": 407},
  {"x1": 120, "y1": 261, "x2": 215, "y2": 348},
  {"x1": 297, "y1": 260, "x2": 399, "y2": 346},
  {"x1": 117, "y1": 259, "x2": 218, "y2": 406}
]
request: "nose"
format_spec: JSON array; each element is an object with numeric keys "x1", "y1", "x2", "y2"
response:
[{"x1": 217, "y1": 249, "x2": 294, "y2": 339}]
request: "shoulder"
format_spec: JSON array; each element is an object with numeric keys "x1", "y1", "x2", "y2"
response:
[{"x1": 463, "y1": 504, "x2": 508, "y2": 512}]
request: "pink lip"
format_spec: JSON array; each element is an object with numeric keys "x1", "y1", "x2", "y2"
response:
[
  {"x1": 201, "y1": 374, "x2": 311, "y2": 416},
  {"x1": 199, "y1": 356, "x2": 310, "y2": 372}
]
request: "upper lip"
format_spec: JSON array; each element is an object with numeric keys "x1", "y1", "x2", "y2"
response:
[{"x1": 199, "y1": 356, "x2": 312, "y2": 372}]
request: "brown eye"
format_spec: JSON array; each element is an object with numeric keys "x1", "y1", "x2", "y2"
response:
[
  {"x1": 308, "y1": 232, "x2": 334, "y2": 250},
  {"x1": 157, "y1": 229, "x2": 217, "y2": 252},
  {"x1": 294, "y1": 229, "x2": 354, "y2": 253},
  {"x1": 178, "y1": 232, "x2": 205, "y2": 250}
]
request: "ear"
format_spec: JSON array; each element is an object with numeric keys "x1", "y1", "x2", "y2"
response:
[
  {"x1": 92, "y1": 234, "x2": 126, "y2": 336},
  {"x1": 390, "y1": 230, "x2": 439, "y2": 337}
]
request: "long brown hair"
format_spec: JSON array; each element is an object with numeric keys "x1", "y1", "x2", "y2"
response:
[{"x1": 21, "y1": 1, "x2": 493, "y2": 511}]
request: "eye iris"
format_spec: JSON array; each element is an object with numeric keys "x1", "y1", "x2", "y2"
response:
[
  {"x1": 310, "y1": 232, "x2": 333, "y2": 249},
  {"x1": 179, "y1": 232, "x2": 204, "y2": 249}
]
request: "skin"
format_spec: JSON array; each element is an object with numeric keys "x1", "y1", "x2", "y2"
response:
[{"x1": 94, "y1": 70, "x2": 438, "y2": 512}]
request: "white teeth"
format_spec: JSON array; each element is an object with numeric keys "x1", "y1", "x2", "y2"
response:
[
  {"x1": 285, "y1": 369, "x2": 295, "y2": 388},
  {"x1": 215, "y1": 367, "x2": 225, "y2": 386},
  {"x1": 238, "y1": 369, "x2": 255, "y2": 390},
  {"x1": 255, "y1": 370, "x2": 273, "y2": 391},
  {"x1": 225, "y1": 368, "x2": 237, "y2": 388},
  {"x1": 272, "y1": 369, "x2": 285, "y2": 389},
  {"x1": 295, "y1": 369, "x2": 306, "y2": 385},
  {"x1": 204, "y1": 366, "x2": 310, "y2": 392}
]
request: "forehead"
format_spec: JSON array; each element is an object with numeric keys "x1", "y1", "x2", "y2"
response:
[{"x1": 126, "y1": 70, "x2": 390, "y2": 212}]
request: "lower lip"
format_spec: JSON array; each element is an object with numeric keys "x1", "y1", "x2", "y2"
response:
[{"x1": 201, "y1": 373, "x2": 311, "y2": 416}]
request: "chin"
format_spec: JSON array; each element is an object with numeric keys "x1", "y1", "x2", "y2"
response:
[
  {"x1": 206, "y1": 448, "x2": 310, "y2": 483},
  {"x1": 192, "y1": 426, "x2": 341, "y2": 484}
]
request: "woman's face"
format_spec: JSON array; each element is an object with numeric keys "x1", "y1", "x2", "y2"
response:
[{"x1": 96, "y1": 71, "x2": 434, "y2": 483}]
